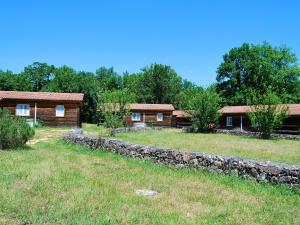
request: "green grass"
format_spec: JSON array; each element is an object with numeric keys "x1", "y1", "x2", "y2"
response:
[
  {"x1": 82, "y1": 123, "x2": 108, "y2": 136},
  {"x1": 113, "y1": 128, "x2": 300, "y2": 164},
  {"x1": 0, "y1": 127, "x2": 299, "y2": 224}
]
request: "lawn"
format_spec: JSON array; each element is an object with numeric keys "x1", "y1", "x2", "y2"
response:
[
  {"x1": 0, "y1": 126, "x2": 299, "y2": 225},
  {"x1": 113, "y1": 128, "x2": 300, "y2": 164}
]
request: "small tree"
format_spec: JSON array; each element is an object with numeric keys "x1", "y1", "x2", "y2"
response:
[
  {"x1": 186, "y1": 88, "x2": 221, "y2": 132},
  {"x1": 0, "y1": 109, "x2": 35, "y2": 149},
  {"x1": 247, "y1": 92, "x2": 289, "y2": 138},
  {"x1": 99, "y1": 88, "x2": 136, "y2": 136}
]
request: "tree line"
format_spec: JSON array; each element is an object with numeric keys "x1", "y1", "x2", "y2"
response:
[{"x1": 1, "y1": 42, "x2": 300, "y2": 125}]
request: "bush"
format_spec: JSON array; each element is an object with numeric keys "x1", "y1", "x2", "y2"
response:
[
  {"x1": 0, "y1": 109, "x2": 35, "y2": 149},
  {"x1": 187, "y1": 88, "x2": 221, "y2": 132},
  {"x1": 247, "y1": 91, "x2": 288, "y2": 138}
]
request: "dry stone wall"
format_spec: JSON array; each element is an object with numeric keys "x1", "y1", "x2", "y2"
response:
[{"x1": 64, "y1": 129, "x2": 300, "y2": 187}]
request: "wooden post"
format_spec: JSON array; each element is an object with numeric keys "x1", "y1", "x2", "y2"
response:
[
  {"x1": 240, "y1": 115, "x2": 243, "y2": 131},
  {"x1": 34, "y1": 103, "x2": 37, "y2": 125}
]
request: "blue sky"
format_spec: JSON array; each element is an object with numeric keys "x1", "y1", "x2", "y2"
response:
[{"x1": 1, "y1": 0, "x2": 299, "y2": 86}]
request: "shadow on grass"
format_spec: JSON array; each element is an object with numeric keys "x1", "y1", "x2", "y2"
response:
[{"x1": 0, "y1": 144, "x2": 34, "y2": 151}]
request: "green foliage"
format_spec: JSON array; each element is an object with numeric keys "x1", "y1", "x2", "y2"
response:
[
  {"x1": 247, "y1": 91, "x2": 289, "y2": 138},
  {"x1": 216, "y1": 42, "x2": 300, "y2": 105},
  {"x1": 0, "y1": 70, "x2": 30, "y2": 91},
  {"x1": 137, "y1": 64, "x2": 183, "y2": 105},
  {"x1": 186, "y1": 89, "x2": 221, "y2": 132},
  {"x1": 0, "y1": 109, "x2": 35, "y2": 149},
  {"x1": 99, "y1": 88, "x2": 136, "y2": 135},
  {"x1": 96, "y1": 66, "x2": 122, "y2": 92},
  {"x1": 23, "y1": 62, "x2": 56, "y2": 91},
  {"x1": 44, "y1": 66, "x2": 101, "y2": 123}
]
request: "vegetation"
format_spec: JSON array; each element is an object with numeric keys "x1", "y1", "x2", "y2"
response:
[
  {"x1": 111, "y1": 128, "x2": 300, "y2": 164},
  {"x1": 247, "y1": 92, "x2": 289, "y2": 138},
  {"x1": 99, "y1": 88, "x2": 135, "y2": 135},
  {"x1": 0, "y1": 126, "x2": 299, "y2": 225},
  {"x1": 1, "y1": 42, "x2": 299, "y2": 126},
  {"x1": 0, "y1": 109, "x2": 34, "y2": 149},
  {"x1": 216, "y1": 42, "x2": 300, "y2": 105},
  {"x1": 186, "y1": 88, "x2": 221, "y2": 132}
]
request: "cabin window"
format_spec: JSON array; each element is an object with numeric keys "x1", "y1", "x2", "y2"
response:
[
  {"x1": 226, "y1": 116, "x2": 232, "y2": 126},
  {"x1": 157, "y1": 113, "x2": 163, "y2": 121},
  {"x1": 56, "y1": 105, "x2": 65, "y2": 117},
  {"x1": 16, "y1": 104, "x2": 30, "y2": 116},
  {"x1": 132, "y1": 112, "x2": 140, "y2": 121}
]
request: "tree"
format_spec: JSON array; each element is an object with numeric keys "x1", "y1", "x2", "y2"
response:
[
  {"x1": 123, "y1": 72, "x2": 144, "y2": 100},
  {"x1": 247, "y1": 91, "x2": 289, "y2": 138},
  {"x1": 216, "y1": 43, "x2": 300, "y2": 105},
  {"x1": 138, "y1": 64, "x2": 183, "y2": 104},
  {"x1": 186, "y1": 89, "x2": 221, "y2": 132},
  {"x1": 23, "y1": 62, "x2": 56, "y2": 91},
  {"x1": 175, "y1": 84, "x2": 201, "y2": 109},
  {"x1": 99, "y1": 88, "x2": 136, "y2": 135},
  {"x1": 95, "y1": 66, "x2": 122, "y2": 92},
  {"x1": 44, "y1": 66, "x2": 101, "y2": 123},
  {"x1": 0, "y1": 70, "x2": 30, "y2": 91}
]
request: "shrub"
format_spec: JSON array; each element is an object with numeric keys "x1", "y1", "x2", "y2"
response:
[
  {"x1": 186, "y1": 88, "x2": 221, "y2": 132},
  {"x1": 0, "y1": 108, "x2": 35, "y2": 149},
  {"x1": 247, "y1": 92, "x2": 289, "y2": 138},
  {"x1": 99, "y1": 88, "x2": 135, "y2": 136}
]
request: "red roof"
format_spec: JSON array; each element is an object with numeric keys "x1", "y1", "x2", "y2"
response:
[
  {"x1": 130, "y1": 104, "x2": 174, "y2": 111},
  {"x1": 172, "y1": 110, "x2": 190, "y2": 118},
  {"x1": 0, "y1": 91, "x2": 84, "y2": 102},
  {"x1": 220, "y1": 104, "x2": 300, "y2": 116}
]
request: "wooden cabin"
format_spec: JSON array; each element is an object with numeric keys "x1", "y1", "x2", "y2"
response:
[
  {"x1": 219, "y1": 104, "x2": 300, "y2": 134},
  {"x1": 172, "y1": 110, "x2": 192, "y2": 128},
  {"x1": 125, "y1": 104, "x2": 174, "y2": 127},
  {"x1": 0, "y1": 91, "x2": 84, "y2": 127}
]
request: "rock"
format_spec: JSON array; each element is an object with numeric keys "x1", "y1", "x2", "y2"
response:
[
  {"x1": 135, "y1": 189, "x2": 158, "y2": 196},
  {"x1": 257, "y1": 172, "x2": 267, "y2": 182},
  {"x1": 64, "y1": 130, "x2": 300, "y2": 187}
]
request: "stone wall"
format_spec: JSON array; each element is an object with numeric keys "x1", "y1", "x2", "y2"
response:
[
  {"x1": 215, "y1": 129, "x2": 300, "y2": 140},
  {"x1": 111, "y1": 126, "x2": 164, "y2": 135},
  {"x1": 182, "y1": 127, "x2": 300, "y2": 140},
  {"x1": 64, "y1": 129, "x2": 300, "y2": 187}
]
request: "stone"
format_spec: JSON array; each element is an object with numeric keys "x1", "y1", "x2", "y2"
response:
[
  {"x1": 257, "y1": 172, "x2": 267, "y2": 182},
  {"x1": 64, "y1": 130, "x2": 300, "y2": 187},
  {"x1": 135, "y1": 189, "x2": 158, "y2": 196}
]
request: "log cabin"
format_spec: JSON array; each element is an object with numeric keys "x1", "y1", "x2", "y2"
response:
[
  {"x1": 172, "y1": 110, "x2": 192, "y2": 128},
  {"x1": 219, "y1": 104, "x2": 300, "y2": 134},
  {"x1": 124, "y1": 104, "x2": 174, "y2": 127},
  {"x1": 0, "y1": 91, "x2": 84, "y2": 127}
]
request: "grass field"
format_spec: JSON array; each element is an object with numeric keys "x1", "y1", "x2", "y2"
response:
[
  {"x1": 0, "y1": 126, "x2": 299, "y2": 224},
  {"x1": 113, "y1": 128, "x2": 300, "y2": 164}
]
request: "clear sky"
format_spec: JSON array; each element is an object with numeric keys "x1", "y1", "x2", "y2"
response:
[{"x1": 1, "y1": 0, "x2": 299, "y2": 86}]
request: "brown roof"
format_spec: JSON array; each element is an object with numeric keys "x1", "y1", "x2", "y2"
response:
[
  {"x1": 0, "y1": 91, "x2": 84, "y2": 102},
  {"x1": 219, "y1": 104, "x2": 300, "y2": 116},
  {"x1": 172, "y1": 110, "x2": 190, "y2": 118},
  {"x1": 130, "y1": 104, "x2": 174, "y2": 111}
]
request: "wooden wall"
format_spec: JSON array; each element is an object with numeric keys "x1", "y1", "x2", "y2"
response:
[
  {"x1": 219, "y1": 114, "x2": 300, "y2": 132},
  {"x1": 172, "y1": 116, "x2": 192, "y2": 128},
  {"x1": 219, "y1": 114, "x2": 252, "y2": 130},
  {"x1": 1, "y1": 100, "x2": 81, "y2": 127},
  {"x1": 125, "y1": 110, "x2": 173, "y2": 127}
]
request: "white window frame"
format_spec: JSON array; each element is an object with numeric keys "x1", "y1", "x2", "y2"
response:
[
  {"x1": 131, "y1": 112, "x2": 141, "y2": 121},
  {"x1": 16, "y1": 104, "x2": 30, "y2": 116},
  {"x1": 56, "y1": 105, "x2": 65, "y2": 117},
  {"x1": 157, "y1": 113, "x2": 163, "y2": 121},
  {"x1": 226, "y1": 116, "x2": 233, "y2": 127}
]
